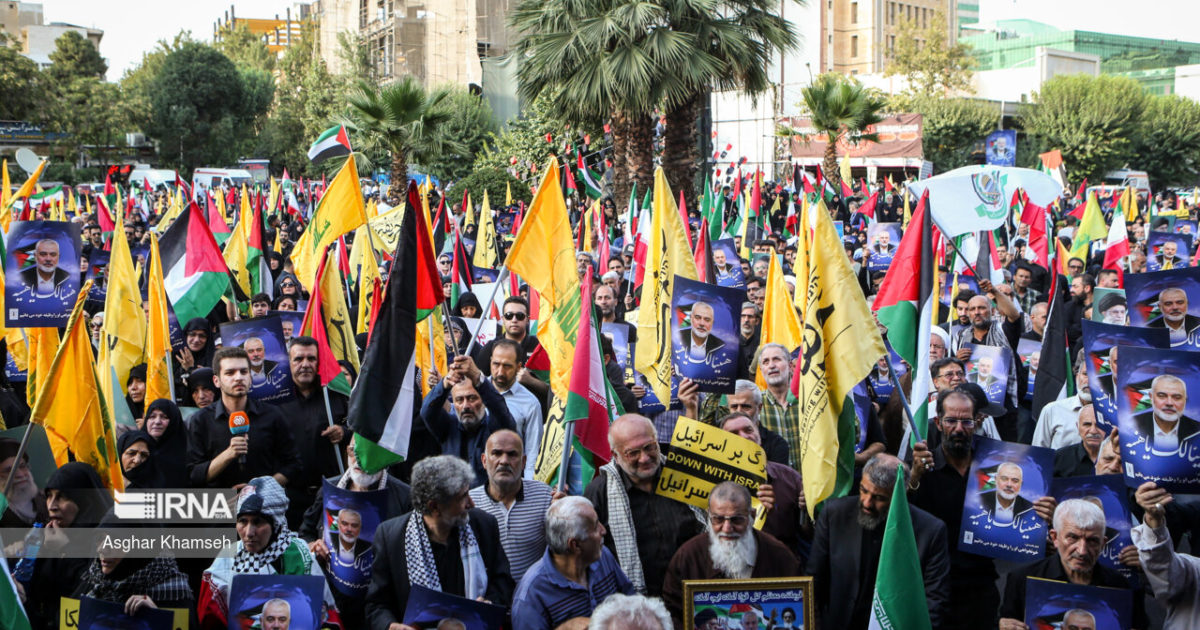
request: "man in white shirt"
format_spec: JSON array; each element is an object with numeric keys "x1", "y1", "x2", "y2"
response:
[
  {"x1": 1133, "y1": 481, "x2": 1200, "y2": 630},
  {"x1": 488, "y1": 338, "x2": 542, "y2": 477},
  {"x1": 1033, "y1": 362, "x2": 1090, "y2": 450}
]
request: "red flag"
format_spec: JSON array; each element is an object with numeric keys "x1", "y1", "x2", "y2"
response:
[
  {"x1": 678, "y1": 190, "x2": 693, "y2": 251},
  {"x1": 1019, "y1": 202, "x2": 1050, "y2": 269},
  {"x1": 859, "y1": 190, "x2": 879, "y2": 219},
  {"x1": 750, "y1": 170, "x2": 762, "y2": 216},
  {"x1": 1075, "y1": 177, "x2": 1088, "y2": 200},
  {"x1": 694, "y1": 218, "x2": 716, "y2": 283},
  {"x1": 564, "y1": 163, "x2": 577, "y2": 191},
  {"x1": 299, "y1": 251, "x2": 347, "y2": 388}
]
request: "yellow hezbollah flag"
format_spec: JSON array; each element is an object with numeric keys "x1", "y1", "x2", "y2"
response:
[
  {"x1": 0, "y1": 159, "x2": 10, "y2": 211},
  {"x1": 473, "y1": 190, "x2": 497, "y2": 268},
  {"x1": 507, "y1": 158, "x2": 579, "y2": 400},
  {"x1": 223, "y1": 216, "x2": 251, "y2": 298},
  {"x1": 415, "y1": 306, "x2": 448, "y2": 398},
  {"x1": 1069, "y1": 192, "x2": 1108, "y2": 262},
  {"x1": 5, "y1": 159, "x2": 46, "y2": 231},
  {"x1": 756, "y1": 252, "x2": 802, "y2": 389},
  {"x1": 350, "y1": 226, "x2": 381, "y2": 336},
  {"x1": 25, "y1": 327, "x2": 58, "y2": 412},
  {"x1": 797, "y1": 204, "x2": 886, "y2": 517},
  {"x1": 99, "y1": 222, "x2": 147, "y2": 414},
  {"x1": 635, "y1": 167, "x2": 699, "y2": 403},
  {"x1": 291, "y1": 154, "x2": 368, "y2": 290},
  {"x1": 1119, "y1": 186, "x2": 1138, "y2": 224},
  {"x1": 313, "y1": 248, "x2": 360, "y2": 372},
  {"x1": 145, "y1": 233, "x2": 173, "y2": 405},
  {"x1": 32, "y1": 282, "x2": 123, "y2": 490}
]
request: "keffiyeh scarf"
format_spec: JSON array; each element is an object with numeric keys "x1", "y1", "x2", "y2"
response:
[{"x1": 403, "y1": 513, "x2": 487, "y2": 600}]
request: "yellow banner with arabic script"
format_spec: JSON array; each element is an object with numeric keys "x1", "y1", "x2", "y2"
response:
[{"x1": 656, "y1": 417, "x2": 768, "y2": 529}]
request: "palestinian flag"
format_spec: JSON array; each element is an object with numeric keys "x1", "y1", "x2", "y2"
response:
[
  {"x1": 526, "y1": 343, "x2": 551, "y2": 383},
  {"x1": 577, "y1": 156, "x2": 603, "y2": 200},
  {"x1": 159, "y1": 202, "x2": 245, "y2": 324},
  {"x1": 308, "y1": 124, "x2": 352, "y2": 164},
  {"x1": 247, "y1": 201, "x2": 272, "y2": 298},
  {"x1": 563, "y1": 274, "x2": 618, "y2": 483},
  {"x1": 29, "y1": 185, "x2": 63, "y2": 211},
  {"x1": 347, "y1": 182, "x2": 445, "y2": 472},
  {"x1": 206, "y1": 193, "x2": 232, "y2": 246},
  {"x1": 299, "y1": 252, "x2": 353, "y2": 396},
  {"x1": 872, "y1": 190, "x2": 935, "y2": 440},
  {"x1": 693, "y1": 218, "x2": 717, "y2": 284},
  {"x1": 449, "y1": 222, "x2": 474, "y2": 309}
]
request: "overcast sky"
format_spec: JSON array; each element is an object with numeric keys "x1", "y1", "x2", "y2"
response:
[{"x1": 39, "y1": 0, "x2": 1200, "y2": 81}]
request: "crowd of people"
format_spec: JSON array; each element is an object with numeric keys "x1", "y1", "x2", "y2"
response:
[{"x1": 5, "y1": 173, "x2": 1200, "y2": 630}]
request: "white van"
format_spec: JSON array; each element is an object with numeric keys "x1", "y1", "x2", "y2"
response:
[
  {"x1": 1103, "y1": 169, "x2": 1151, "y2": 198},
  {"x1": 192, "y1": 168, "x2": 255, "y2": 192},
  {"x1": 129, "y1": 168, "x2": 178, "y2": 191}
]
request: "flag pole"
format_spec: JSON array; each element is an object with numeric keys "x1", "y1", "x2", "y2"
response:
[
  {"x1": 441, "y1": 300, "x2": 458, "y2": 361},
  {"x1": 322, "y1": 385, "x2": 346, "y2": 476},
  {"x1": 556, "y1": 418, "x2": 574, "y2": 494},
  {"x1": 464, "y1": 266, "x2": 510, "y2": 355},
  {"x1": 2, "y1": 423, "x2": 33, "y2": 495},
  {"x1": 938, "y1": 223, "x2": 983, "y2": 282},
  {"x1": 883, "y1": 354, "x2": 923, "y2": 461}
]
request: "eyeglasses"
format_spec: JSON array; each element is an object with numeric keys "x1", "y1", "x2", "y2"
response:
[
  {"x1": 619, "y1": 442, "x2": 659, "y2": 461},
  {"x1": 936, "y1": 370, "x2": 965, "y2": 380},
  {"x1": 709, "y1": 514, "x2": 749, "y2": 527},
  {"x1": 941, "y1": 417, "x2": 976, "y2": 429},
  {"x1": 503, "y1": 311, "x2": 527, "y2": 321}
]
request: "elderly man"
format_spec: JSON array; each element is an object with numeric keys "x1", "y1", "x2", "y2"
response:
[
  {"x1": 663, "y1": 482, "x2": 800, "y2": 627},
  {"x1": 697, "y1": 379, "x2": 790, "y2": 465},
  {"x1": 1155, "y1": 239, "x2": 1187, "y2": 270},
  {"x1": 588, "y1": 593, "x2": 672, "y2": 630},
  {"x1": 677, "y1": 302, "x2": 725, "y2": 362},
  {"x1": 979, "y1": 462, "x2": 1038, "y2": 529},
  {"x1": 1148, "y1": 287, "x2": 1200, "y2": 347},
  {"x1": 243, "y1": 337, "x2": 278, "y2": 381},
  {"x1": 755, "y1": 344, "x2": 806, "y2": 470},
  {"x1": 1131, "y1": 374, "x2": 1200, "y2": 456},
  {"x1": 954, "y1": 279, "x2": 1023, "y2": 435},
  {"x1": 1054, "y1": 404, "x2": 1107, "y2": 478},
  {"x1": 1133, "y1": 482, "x2": 1200, "y2": 629},
  {"x1": 261, "y1": 598, "x2": 291, "y2": 630},
  {"x1": 583, "y1": 415, "x2": 705, "y2": 596},
  {"x1": 1000, "y1": 499, "x2": 1147, "y2": 630},
  {"x1": 0, "y1": 438, "x2": 45, "y2": 527},
  {"x1": 417, "y1": 355, "x2": 516, "y2": 485},
  {"x1": 510, "y1": 496, "x2": 634, "y2": 630},
  {"x1": 469, "y1": 430, "x2": 553, "y2": 583},
  {"x1": 366, "y1": 456, "x2": 514, "y2": 628},
  {"x1": 809, "y1": 454, "x2": 949, "y2": 629}
]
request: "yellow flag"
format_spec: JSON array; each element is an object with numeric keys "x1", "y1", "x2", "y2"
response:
[
  {"x1": 223, "y1": 217, "x2": 251, "y2": 298},
  {"x1": 32, "y1": 282, "x2": 123, "y2": 490},
  {"x1": 464, "y1": 191, "x2": 475, "y2": 227},
  {"x1": 635, "y1": 167, "x2": 699, "y2": 403},
  {"x1": 473, "y1": 190, "x2": 497, "y2": 268},
  {"x1": 507, "y1": 159, "x2": 579, "y2": 400},
  {"x1": 415, "y1": 306, "x2": 448, "y2": 398},
  {"x1": 25, "y1": 327, "x2": 58, "y2": 411},
  {"x1": 350, "y1": 226, "x2": 381, "y2": 336},
  {"x1": 216, "y1": 192, "x2": 229, "y2": 224},
  {"x1": 0, "y1": 159, "x2": 10, "y2": 211},
  {"x1": 1119, "y1": 186, "x2": 1139, "y2": 224},
  {"x1": 99, "y1": 223, "x2": 147, "y2": 416},
  {"x1": 290, "y1": 154, "x2": 368, "y2": 290},
  {"x1": 757, "y1": 253, "x2": 802, "y2": 389},
  {"x1": 314, "y1": 249, "x2": 360, "y2": 371},
  {"x1": 5, "y1": 329, "x2": 26, "y2": 372},
  {"x1": 5, "y1": 159, "x2": 46, "y2": 232},
  {"x1": 797, "y1": 206, "x2": 886, "y2": 516},
  {"x1": 1070, "y1": 192, "x2": 1108, "y2": 262},
  {"x1": 840, "y1": 153, "x2": 852, "y2": 187},
  {"x1": 506, "y1": 181, "x2": 512, "y2": 207},
  {"x1": 145, "y1": 233, "x2": 173, "y2": 405}
]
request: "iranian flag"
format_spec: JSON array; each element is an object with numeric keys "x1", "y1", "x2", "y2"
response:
[
  {"x1": 872, "y1": 191, "x2": 935, "y2": 440},
  {"x1": 1102, "y1": 205, "x2": 1130, "y2": 286},
  {"x1": 346, "y1": 182, "x2": 445, "y2": 472},
  {"x1": 308, "y1": 124, "x2": 352, "y2": 164},
  {"x1": 159, "y1": 202, "x2": 243, "y2": 324},
  {"x1": 29, "y1": 185, "x2": 63, "y2": 211},
  {"x1": 563, "y1": 274, "x2": 619, "y2": 484}
]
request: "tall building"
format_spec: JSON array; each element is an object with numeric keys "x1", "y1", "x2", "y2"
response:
[
  {"x1": 212, "y1": 4, "x2": 312, "y2": 56},
  {"x1": 956, "y1": 0, "x2": 979, "y2": 35},
  {"x1": 819, "y1": 0, "x2": 955, "y2": 75},
  {"x1": 0, "y1": 1, "x2": 103, "y2": 73}
]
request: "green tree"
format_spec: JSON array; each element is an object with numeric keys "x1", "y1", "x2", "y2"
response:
[
  {"x1": 783, "y1": 73, "x2": 887, "y2": 192},
  {"x1": 446, "y1": 167, "x2": 532, "y2": 207},
  {"x1": 215, "y1": 23, "x2": 276, "y2": 74},
  {"x1": 423, "y1": 87, "x2": 498, "y2": 184},
  {"x1": 120, "y1": 31, "x2": 196, "y2": 134},
  {"x1": 883, "y1": 12, "x2": 975, "y2": 97},
  {"x1": 46, "y1": 30, "x2": 107, "y2": 82},
  {"x1": 893, "y1": 95, "x2": 998, "y2": 173},
  {"x1": 341, "y1": 76, "x2": 464, "y2": 206},
  {"x1": 43, "y1": 78, "x2": 129, "y2": 162},
  {"x1": 1134, "y1": 94, "x2": 1200, "y2": 188},
  {"x1": 1019, "y1": 74, "x2": 1146, "y2": 183},
  {"x1": 0, "y1": 33, "x2": 45, "y2": 121}
]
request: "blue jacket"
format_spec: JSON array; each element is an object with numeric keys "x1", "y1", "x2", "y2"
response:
[{"x1": 418, "y1": 379, "x2": 516, "y2": 485}]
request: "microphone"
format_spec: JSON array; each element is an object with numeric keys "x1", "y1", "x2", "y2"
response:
[{"x1": 228, "y1": 411, "x2": 249, "y2": 466}]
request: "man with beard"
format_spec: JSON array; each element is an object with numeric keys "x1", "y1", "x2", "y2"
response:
[
  {"x1": 977, "y1": 462, "x2": 1037, "y2": 528},
  {"x1": 1033, "y1": 362, "x2": 1091, "y2": 449},
  {"x1": 1054, "y1": 404, "x2": 1109, "y2": 478},
  {"x1": 261, "y1": 599, "x2": 291, "y2": 630},
  {"x1": 954, "y1": 280, "x2": 1023, "y2": 437},
  {"x1": 663, "y1": 482, "x2": 799, "y2": 628},
  {"x1": 594, "y1": 284, "x2": 624, "y2": 325},
  {"x1": 1131, "y1": 374, "x2": 1200, "y2": 457},
  {"x1": 511, "y1": 496, "x2": 634, "y2": 630},
  {"x1": 584, "y1": 415, "x2": 706, "y2": 596},
  {"x1": 909, "y1": 389, "x2": 1057, "y2": 630},
  {"x1": 417, "y1": 355, "x2": 516, "y2": 485},
  {"x1": 0, "y1": 437, "x2": 46, "y2": 527},
  {"x1": 999, "y1": 499, "x2": 1147, "y2": 630},
  {"x1": 755, "y1": 344, "x2": 806, "y2": 470},
  {"x1": 243, "y1": 337, "x2": 278, "y2": 383},
  {"x1": 675, "y1": 302, "x2": 727, "y2": 363},
  {"x1": 1154, "y1": 238, "x2": 1187, "y2": 270},
  {"x1": 713, "y1": 247, "x2": 734, "y2": 279},
  {"x1": 695, "y1": 380, "x2": 791, "y2": 466},
  {"x1": 19, "y1": 238, "x2": 71, "y2": 298},
  {"x1": 1148, "y1": 288, "x2": 1200, "y2": 347},
  {"x1": 486, "y1": 339, "x2": 543, "y2": 477},
  {"x1": 279, "y1": 336, "x2": 350, "y2": 527},
  {"x1": 807, "y1": 454, "x2": 949, "y2": 630},
  {"x1": 737, "y1": 303, "x2": 761, "y2": 380},
  {"x1": 366, "y1": 456, "x2": 514, "y2": 626},
  {"x1": 469, "y1": 430, "x2": 554, "y2": 583}
]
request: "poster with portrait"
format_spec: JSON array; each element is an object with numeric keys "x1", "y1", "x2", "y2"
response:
[
  {"x1": 321, "y1": 479, "x2": 387, "y2": 598},
  {"x1": 749, "y1": 253, "x2": 771, "y2": 280},
  {"x1": 84, "y1": 249, "x2": 109, "y2": 302},
  {"x1": 228, "y1": 574, "x2": 325, "y2": 630},
  {"x1": 963, "y1": 343, "x2": 1011, "y2": 407},
  {"x1": 218, "y1": 316, "x2": 294, "y2": 403},
  {"x1": 1117, "y1": 345, "x2": 1200, "y2": 492},
  {"x1": 1015, "y1": 337, "x2": 1042, "y2": 402},
  {"x1": 865, "y1": 222, "x2": 901, "y2": 273},
  {"x1": 270, "y1": 310, "x2": 304, "y2": 344},
  {"x1": 985, "y1": 129, "x2": 1017, "y2": 167},
  {"x1": 1090, "y1": 288, "x2": 1127, "y2": 324},
  {"x1": 4, "y1": 221, "x2": 81, "y2": 327},
  {"x1": 833, "y1": 220, "x2": 845, "y2": 242},
  {"x1": 684, "y1": 577, "x2": 813, "y2": 630},
  {"x1": 671, "y1": 276, "x2": 743, "y2": 394},
  {"x1": 1123, "y1": 267, "x2": 1200, "y2": 349},
  {"x1": 959, "y1": 437, "x2": 1053, "y2": 562},
  {"x1": 941, "y1": 274, "x2": 979, "y2": 304},
  {"x1": 601, "y1": 322, "x2": 635, "y2": 384},
  {"x1": 496, "y1": 210, "x2": 517, "y2": 235},
  {"x1": 712, "y1": 238, "x2": 745, "y2": 289},
  {"x1": 1146, "y1": 231, "x2": 1192, "y2": 272},
  {"x1": 78, "y1": 596, "x2": 174, "y2": 630},
  {"x1": 1081, "y1": 321, "x2": 1170, "y2": 430},
  {"x1": 403, "y1": 584, "x2": 507, "y2": 630},
  {"x1": 4, "y1": 350, "x2": 25, "y2": 383},
  {"x1": 1050, "y1": 474, "x2": 1136, "y2": 579},
  {"x1": 1024, "y1": 578, "x2": 1132, "y2": 630},
  {"x1": 1174, "y1": 219, "x2": 1198, "y2": 240}
]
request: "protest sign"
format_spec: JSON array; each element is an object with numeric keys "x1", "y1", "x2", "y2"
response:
[
  {"x1": 321, "y1": 479, "x2": 388, "y2": 598},
  {"x1": 5, "y1": 220, "x2": 81, "y2": 327},
  {"x1": 403, "y1": 584, "x2": 507, "y2": 630},
  {"x1": 1081, "y1": 320, "x2": 1169, "y2": 429},
  {"x1": 866, "y1": 222, "x2": 901, "y2": 273},
  {"x1": 671, "y1": 276, "x2": 743, "y2": 393},
  {"x1": 219, "y1": 316, "x2": 294, "y2": 403},
  {"x1": 712, "y1": 238, "x2": 745, "y2": 289},
  {"x1": 228, "y1": 574, "x2": 326, "y2": 630},
  {"x1": 959, "y1": 437, "x2": 1053, "y2": 562},
  {"x1": 1123, "y1": 267, "x2": 1200, "y2": 349},
  {"x1": 1050, "y1": 474, "x2": 1135, "y2": 579},
  {"x1": 1117, "y1": 345, "x2": 1200, "y2": 491},
  {"x1": 1024, "y1": 578, "x2": 1131, "y2": 630},
  {"x1": 964, "y1": 343, "x2": 1011, "y2": 407},
  {"x1": 657, "y1": 417, "x2": 767, "y2": 526}
]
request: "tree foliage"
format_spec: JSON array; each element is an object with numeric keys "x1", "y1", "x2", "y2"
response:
[
  {"x1": 883, "y1": 12, "x2": 975, "y2": 97},
  {"x1": 420, "y1": 87, "x2": 498, "y2": 184},
  {"x1": 1132, "y1": 94, "x2": 1200, "y2": 188},
  {"x1": 1019, "y1": 74, "x2": 1147, "y2": 183},
  {"x1": 46, "y1": 30, "x2": 107, "y2": 82},
  {"x1": 785, "y1": 73, "x2": 887, "y2": 190},
  {"x1": 445, "y1": 167, "x2": 532, "y2": 208},
  {"x1": 43, "y1": 31, "x2": 128, "y2": 158},
  {"x1": 892, "y1": 95, "x2": 998, "y2": 173},
  {"x1": 120, "y1": 32, "x2": 196, "y2": 134},
  {"x1": 215, "y1": 23, "x2": 276, "y2": 74},
  {"x1": 0, "y1": 33, "x2": 45, "y2": 121}
]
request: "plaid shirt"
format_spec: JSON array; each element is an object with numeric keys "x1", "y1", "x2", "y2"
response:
[
  {"x1": 757, "y1": 389, "x2": 802, "y2": 472},
  {"x1": 1015, "y1": 287, "x2": 1042, "y2": 313}
]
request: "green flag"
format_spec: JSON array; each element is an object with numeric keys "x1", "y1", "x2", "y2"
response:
[
  {"x1": 868, "y1": 464, "x2": 932, "y2": 630},
  {"x1": 0, "y1": 496, "x2": 32, "y2": 630}
]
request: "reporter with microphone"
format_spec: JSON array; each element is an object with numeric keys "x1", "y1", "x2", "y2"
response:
[{"x1": 186, "y1": 346, "x2": 302, "y2": 491}]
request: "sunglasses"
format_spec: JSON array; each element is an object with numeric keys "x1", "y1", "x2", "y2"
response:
[{"x1": 503, "y1": 311, "x2": 527, "y2": 321}]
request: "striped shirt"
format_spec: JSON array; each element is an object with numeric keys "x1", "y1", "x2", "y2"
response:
[
  {"x1": 511, "y1": 547, "x2": 635, "y2": 630},
  {"x1": 470, "y1": 479, "x2": 553, "y2": 582}
]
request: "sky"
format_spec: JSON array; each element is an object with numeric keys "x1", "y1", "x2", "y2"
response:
[{"x1": 37, "y1": 0, "x2": 1200, "y2": 81}]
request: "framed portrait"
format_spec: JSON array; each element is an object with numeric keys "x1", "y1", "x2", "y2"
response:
[
  {"x1": 1145, "y1": 231, "x2": 1192, "y2": 272},
  {"x1": 684, "y1": 577, "x2": 813, "y2": 630}
]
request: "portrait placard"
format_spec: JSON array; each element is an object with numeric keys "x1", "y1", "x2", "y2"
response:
[
  {"x1": 1081, "y1": 320, "x2": 1170, "y2": 429},
  {"x1": 321, "y1": 479, "x2": 388, "y2": 598},
  {"x1": 1123, "y1": 267, "x2": 1200, "y2": 349},
  {"x1": 712, "y1": 238, "x2": 745, "y2": 289},
  {"x1": 5, "y1": 220, "x2": 82, "y2": 327},
  {"x1": 228, "y1": 574, "x2": 325, "y2": 630},
  {"x1": 684, "y1": 577, "x2": 813, "y2": 630},
  {"x1": 1116, "y1": 345, "x2": 1200, "y2": 491},
  {"x1": 671, "y1": 276, "x2": 744, "y2": 394},
  {"x1": 959, "y1": 437, "x2": 1053, "y2": 562},
  {"x1": 219, "y1": 316, "x2": 294, "y2": 403},
  {"x1": 866, "y1": 222, "x2": 901, "y2": 273},
  {"x1": 1024, "y1": 577, "x2": 1131, "y2": 630}
]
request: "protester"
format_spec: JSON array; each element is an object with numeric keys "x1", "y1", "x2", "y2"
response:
[
  {"x1": 416, "y1": 355, "x2": 517, "y2": 485},
  {"x1": 0, "y1": 437, "x2": 46, "y2": 527},
  {"x1": 144, "y1": 398, "x2": 192, "y2": 488},
  {"x1": 468, "y1": 430, "x2": 553, "y2": 583},
  {"x1": 1133, "y1": 482, "x2": 1200, "y2": 629}
]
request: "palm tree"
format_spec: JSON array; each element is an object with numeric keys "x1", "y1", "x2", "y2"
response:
[
  {"x1": 789, "y1": 73, "x2": 887, "y2": 196},
  {"x1": 342, "y1": 76, "x2": 463, "y2": 206}
]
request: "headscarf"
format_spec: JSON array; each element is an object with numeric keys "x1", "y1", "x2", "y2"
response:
[
  {"x1": 232, "y1": 476, "x2": 296, "y2": 573},
  {"x1": 188, "y1": 367, "x2": 218, "y2": 407},
  {"x1": 44, "y1": 462, "x2": 113, "y2": 528},
  {"x1": 449, "y1": 316, "x2": 470, "y2": 353},
  {"x1": 117, "y1": 430, "x2": 158, "y2": 489},
  {"x1": 125, "y1": 363, "x2": 147, "y2": 420},
  {"x1": 75, "y1": 514, "x2": 192, "y2": 605},
  {"x1": 452, "y1": 292, "x2": 482, "y2": 318},
  {"x1": 144, "y1": 399, "x2": 190, "y2": 488},
  {"x1": 183, "y1": 317, "x2": 216, "y2": 369}
]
